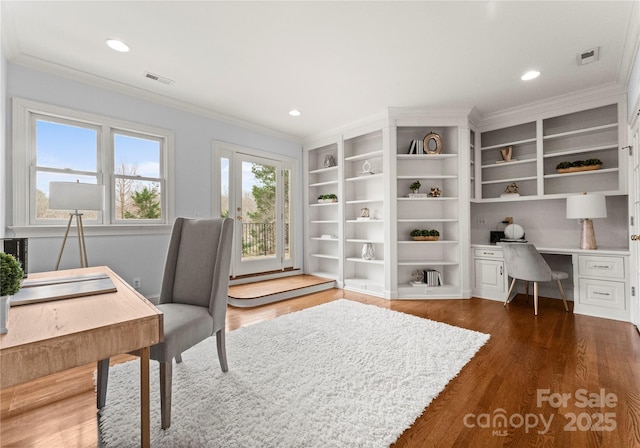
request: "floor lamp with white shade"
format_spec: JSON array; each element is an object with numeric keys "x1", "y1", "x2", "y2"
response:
[
  {"x1": 49, "y1": 181, "x2": 104, "y2": 270},
  {"x1": 566, "y1": 192, "x2": 607, "y2": 250}
]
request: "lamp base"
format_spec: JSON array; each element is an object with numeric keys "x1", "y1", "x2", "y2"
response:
[{"x1": 579, "y1": 218, "x2": 597, "y2": 250}]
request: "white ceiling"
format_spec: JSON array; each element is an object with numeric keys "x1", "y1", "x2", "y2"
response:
[{"x1": 2, "y1": 1, "x2": 639, "y2": 140}]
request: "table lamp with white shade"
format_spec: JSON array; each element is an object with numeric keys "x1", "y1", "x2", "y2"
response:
[
  {"x1": 566, "y1": 192, "x2": 607, "y2": 250},
  {"x1": 49, "y1": 181, "x2": 104, "y2": 269}
]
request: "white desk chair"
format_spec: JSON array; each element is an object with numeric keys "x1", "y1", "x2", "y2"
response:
[{"x1": 502, "y1": 242, "x2": 570, "y2": 316}]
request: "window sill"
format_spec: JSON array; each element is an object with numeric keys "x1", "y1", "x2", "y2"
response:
[{"x1": 8, "y1": 224, "x2": 173, "y2": 238}]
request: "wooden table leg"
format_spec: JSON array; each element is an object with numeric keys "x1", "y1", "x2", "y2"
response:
[{"x1": 140, "y1": 346, "x2": 150, "y2": 448}]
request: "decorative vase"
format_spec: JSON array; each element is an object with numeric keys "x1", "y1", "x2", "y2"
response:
[
  {"x1": 323, "y1": 155, "x2": 335, "y2": 168},
  {"x1": 361, "y1": 243, "x2": 375, "y2": 260},
  {"x1": 0, "y1": 296, "x2": 10, "y2": 335}
]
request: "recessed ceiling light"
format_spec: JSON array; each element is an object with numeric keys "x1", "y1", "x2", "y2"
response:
[
  {"x1": 521, "y1": 70, "x2": 540, "y2": 81},
  {"x1": 106, "y1": 39, "x2": 130, "y2": 53},
  {"x1": 289, "y1": 109, "x2": 301, "y2": 117}
]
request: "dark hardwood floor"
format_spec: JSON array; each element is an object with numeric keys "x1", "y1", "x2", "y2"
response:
[{"x1": 1, "y1": 288, "x2": 639, "y2": 447}]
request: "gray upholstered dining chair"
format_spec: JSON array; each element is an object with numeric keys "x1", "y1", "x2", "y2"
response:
[
  {"x1": 502, "y1": 242, "x2": 570, "y2": 316},
  {"x1": 97, "y1": 217, "x2": 234, "y2": 429}
]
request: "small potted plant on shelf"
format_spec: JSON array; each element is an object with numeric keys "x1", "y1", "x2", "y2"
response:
[
  {"x1": 317, "y1": 194, "x2": 338, "y2": 203},
  {"x1": 1, "y1": 252, "x2": 24, "y2": 334},
  {"x1": 410, "y1": 229, "x2": 440, "y2": 241},
  {"x1": 409, "y1": 180, "x2": 421, "y2": 194}
]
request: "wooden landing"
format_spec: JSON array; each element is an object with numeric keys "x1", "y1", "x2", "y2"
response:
[{"x1": 228, "y1": 274, "x2": 335, "y2": 308}]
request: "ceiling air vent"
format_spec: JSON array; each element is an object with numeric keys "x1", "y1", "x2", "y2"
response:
[
  {"x1": 144, "y1": 72, "x2": 174, "y2": 85},
  {"x1": 577, "y1": 47, "x2": 599, "y2": 66}
]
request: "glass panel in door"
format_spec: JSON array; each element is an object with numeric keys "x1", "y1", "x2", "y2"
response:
[{"x1": 234, "y1": 154, "x2": 283, "y2": 275}]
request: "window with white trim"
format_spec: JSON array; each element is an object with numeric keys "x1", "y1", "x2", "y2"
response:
[{"x1": 12, "y1": 98, "x2": 174, "y2": 230}]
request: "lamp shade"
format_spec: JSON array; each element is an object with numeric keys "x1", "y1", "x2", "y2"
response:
[
  {"x1": 49, "y1": 182, "x2": 104, "y2": 211},
  {"x1": 566, "y1": 193, "x2": 607, "y2": 219}
]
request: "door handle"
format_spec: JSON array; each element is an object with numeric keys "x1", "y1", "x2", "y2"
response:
[
  {"x1": 631, "y1": 235, "x2": 640, "y2": 241},
  {"x1": 236, "y1": 216, "x2": 243, "y2": 221}
]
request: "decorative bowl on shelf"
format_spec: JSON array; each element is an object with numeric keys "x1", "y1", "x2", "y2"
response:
[{"x1": 317, "y1": 198, "x2": 337, "y2": 203}]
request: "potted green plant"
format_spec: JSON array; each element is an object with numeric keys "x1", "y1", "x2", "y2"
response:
[
  {"x1": 317, "y1": 194, "x2": 338, "y2": 203},
  {"x1": 556, "y1": 158, "x2": 602, "y2": 174},
  {"x1": 1, "y1": 252, "x2": 24, "y2": 334},
  {"x1": 409, "y1": 180, "x2": 421, "y2": 194}
]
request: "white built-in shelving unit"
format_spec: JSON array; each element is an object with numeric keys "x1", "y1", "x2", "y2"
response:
[
  {"x1": 342, "y1": 129, "x2": 386, "y2": 296},
  {"x1": 476, "y1": 97, "x2": 626, "y2": 201},
  {"x1": 393, "y1": 124, "x2": 465, "y2": 298},
  {"x1": 304, "y1": 141, "x2": 341, "y2": 283}
]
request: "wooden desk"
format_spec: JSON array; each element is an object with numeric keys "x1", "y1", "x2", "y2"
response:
[{"x1": 0, "y1": 266, "x2": 163, "y2": 447}]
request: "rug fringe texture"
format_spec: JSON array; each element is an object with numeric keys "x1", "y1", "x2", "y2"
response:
[{"x1": 99, "y1": 299, "x2": 490, "y2": 447}]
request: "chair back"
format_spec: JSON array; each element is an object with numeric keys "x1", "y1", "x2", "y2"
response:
[
  {"x1": 501, "y1": 242, "x2": 553, "y2": 282},
  {"x1": 159, "y1": 218, "x2": 234, "y2": 325}
]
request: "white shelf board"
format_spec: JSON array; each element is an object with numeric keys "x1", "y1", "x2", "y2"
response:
[
  {"x1": 308, "y1": 166, "x2": 338, "y2": 175},
  {"x1": 397, "y1": 260, "x2": 459, "y2": 266},
  {"x1": 544, "y1": 167, "x2": 618, "y2": 179},
  {"x1": 345, "y1": 150, "x2": 383, "y2": 162},
  {"x1": 310, "y1": 237, "x2": 339, "y2": 241},
  {"x1": 345, "y1": 257, "x2": 385, "y2": 264},
  {"x1": 345, "y1": 198, "x2": 384, "y2": 204},
  {"x1": 396, "y1": 218, "x2": 458, "y2": 223},
  {"x1": 397, "y1": 240, "x2": 458, "y2": 244},
  {"x1": 309, "y1": 180, "x2": 339, "y2": 187},
  {"x1": 481, "y1": 158, "x2": 536, "y2": 169},
  {"x1": 310, "y1": 253, "x2": 339, "y2": 260},
  {"x1": 543, "y1": 144, "x2": 618, "y2": 159},
  {"x1": 396, "y1": 154, "x2": 458, "y2": 159},
  {"x1": 481, "y1": 176, "x2": 537, "y2": 185},
  {"x1": 397, "y1": 174, "x2": 457, "y2": 180},
  {"x1": 310, "y1": 220, "x2": 339, "y2": 224},
  {"x1": 345, "y1": 173, "x2": 384, "y2": 182},
  {"x1": 543, "y1": 123, "x2": 617, "y2": 140},
  {"x1": 310, "y1": 202, "x2": 339, "y2": 207},
  {"x1": 346, "y1": 219, "x2": 384, "y2": 223},
  {"x1": 397, "y1": 196, "x2": 457, "y2": 201},
  {"x1": 481, "y1": 137, "x2": 536, "y2": 151},
  {"x1": 346, "y1": 239, "x2": 385, "y2": 244}
]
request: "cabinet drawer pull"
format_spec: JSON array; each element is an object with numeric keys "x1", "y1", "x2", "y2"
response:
[
  {"x1": 593, "y1": 291, "x2": 611, "y2": 296},
  {"x1": 589, "y1": 264, "x2": 612, "y2": 270},
  {"x1": 483, "y1": 251, "x2": 495, "y2": 256}
]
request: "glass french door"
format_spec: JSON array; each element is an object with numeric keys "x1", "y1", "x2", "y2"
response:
[{"x1": 216, "y1": 145, "x2": 293, "y2": 277}]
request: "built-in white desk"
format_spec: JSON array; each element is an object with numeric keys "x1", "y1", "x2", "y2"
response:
[{"x1": 471, "y1": 244, "x2": 630, "y2": 322}]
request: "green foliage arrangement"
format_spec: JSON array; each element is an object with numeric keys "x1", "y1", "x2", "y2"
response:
[
  {"x1": 1, "y1": 253, "x2": 24, "y2": 297},
  {"x1": 409, "y1": 180, "x2": 421, "y2": 192},
  {"x1": 317, "y1": 194, "x2": 338, "y2": 200},
  {"x1": 556, "y1": 158, "x2": 602, "y2": 170},
  {"x1": 410, "y1": 229, "x2": 440, "y2": 238}
]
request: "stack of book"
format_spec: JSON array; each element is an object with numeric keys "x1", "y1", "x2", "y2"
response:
[
  {"x1": 407, "y1": 139, "x2": 424, "y2": 154},
  {"x1": 423, "y1": 269, "x2": 442, "y2": 286}
]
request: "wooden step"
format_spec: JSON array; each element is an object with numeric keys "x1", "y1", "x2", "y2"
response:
[{"x1": 228, "y1": 274, "x2": 335, "y2": 308}]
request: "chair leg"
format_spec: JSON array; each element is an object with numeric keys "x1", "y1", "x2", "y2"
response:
[
  {"x1": 160, "y1": 360, "x2": 172, "y2": 430},
  {"x1": 533, "y1": 282, "x2": 539, "y2": 316},
  {"x1": 97, "y1": 358, "x2": 110, "y2": 409},
  {"x1": 557, "y1": 279, "x2": 570, "y2": 312},
  {"x1": 216, "y1": 328, "x2": 228, "y2": 372},
  {"x1": 504, "y1": 278, "x2": 517, "y2": 306},
  {"x1": 175, "y1": 354, "x2": 182, "y2": 363}
]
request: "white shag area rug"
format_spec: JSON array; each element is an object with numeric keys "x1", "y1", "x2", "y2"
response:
[{"x1": 99, "y1": 299, "x2": 489, "y2": 447}]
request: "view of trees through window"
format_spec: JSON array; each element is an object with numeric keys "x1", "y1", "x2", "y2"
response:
[{"x1": 34, "y1": 119, "x2": 163, "y2": 221}]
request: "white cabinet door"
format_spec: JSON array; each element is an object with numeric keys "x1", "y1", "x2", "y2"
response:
[{"x1": 474, "y1": 258, "x2": 505, "y2": 300}]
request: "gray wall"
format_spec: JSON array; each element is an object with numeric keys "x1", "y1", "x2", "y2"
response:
[
  {"x1": 470, "y1": 195, "x2": 629, "y2": 249},
  {"x1": 4, "y1": 64, "x2": 302, "y2": 297}
]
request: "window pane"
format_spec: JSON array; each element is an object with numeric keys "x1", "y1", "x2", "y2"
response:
[
  {"x1": 114, "y1": 178, "x2": 162, "y2": 220},
  {"x1": 36, "y1": 119, "x2": 97, "y2": 171},
  {"x1": 36, "y1": 172, "x2": 98, "y2": 220},
  {"x1": 114, "y1": 133, "x2": 160, "y2": 178},
  {"x1": 284, "y1": 168, "x2": 291, "y2": 260},
  {"x1": 220, "y1": 157, "x2": 229, "y2": 218}
]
